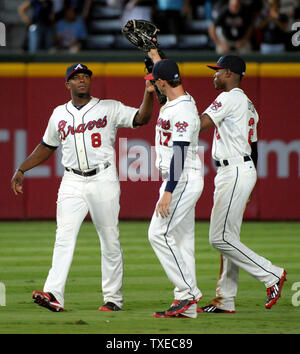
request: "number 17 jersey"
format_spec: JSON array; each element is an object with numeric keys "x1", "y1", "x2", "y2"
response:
[{"x1": 155, "y1": 93, "x2": 201, "y2": 176}]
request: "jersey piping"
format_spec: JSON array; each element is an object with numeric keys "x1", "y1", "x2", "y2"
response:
[
  {"x1": 65, "y1": 104, "x2": 80, "y2": 170},
  {"x1": 81, "y1": 98, "x2": 101, "y2": 169},
  {"x1": 222, "y1": 167, "x2": 280, "y2": 282},
  {"x1": 163, "y1": 176, "x2": 195, "y2": 300},
  {"x1": 163, "y1": 95, "x2": 192, "y2": 111}
]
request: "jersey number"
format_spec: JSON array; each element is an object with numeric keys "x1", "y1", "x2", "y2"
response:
[
  {"x1": 159, "y1": 131, "x2": 172, "y2": 146},
  {"x1": 91, "y1": 133, "x2": 101, "y2": 147},
  {"x1": 248, "y1": 118, "x2": 255, "y2": 145}
]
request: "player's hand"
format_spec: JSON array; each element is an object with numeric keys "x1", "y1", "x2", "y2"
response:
[
  {"x1": 11, "y1": 170, "x2": 24, "y2": 195},
  {"x1": 145, "y1": 79, "x2": 155, "y2": 94},
  {"x1": 156, "y1": 191, "x2": 172, "y2": 218},
  {"x1": 247, "y1": 193, "x2": 252, "y2": 204}
]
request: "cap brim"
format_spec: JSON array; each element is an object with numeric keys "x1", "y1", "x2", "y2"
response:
[
  {"x1": 67, "y1": 69, "x2": 92, "y2": 81},
  {"x1": 144, "y1": 73, "x2": 155, "y2": 80},
  {"x1": 207, "y1": 65, "x2": 223, "y2": 71}
]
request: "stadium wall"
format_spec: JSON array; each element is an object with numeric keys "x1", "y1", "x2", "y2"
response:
[{"x1": 1, "y1": 60, "x2": 299, "y2": 220}]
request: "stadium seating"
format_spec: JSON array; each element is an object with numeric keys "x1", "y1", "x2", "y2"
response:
[
  {"x1": 178, "y1": 34, "x2": 209, "y2": 49},
  {"x1": 1, "y1": 1, "x2": 214, "y2": 51},
  {"x1": 87, "y1": 19, "x2": 122, "y2": 35},
  {"x1": 84, "y1": 34, "x2": 115, "y2": 50},
  {"x1": 85, "y1": 3, "x2": 213, "y2": 51}
]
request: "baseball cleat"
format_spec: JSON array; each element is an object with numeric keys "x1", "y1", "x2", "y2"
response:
[
  {"x1": 154, "y1": 300, "x2": 193, "y2": 318},
  {"x1": 32, "y1": 290, "x2": 64, "y2": 312},
  {"x1": 153, "y1": 311, "x2": 189, "y2": 318},
  {"x1": 165, "y1": 299, "x2": 197, "y2": 316},
  {"x1": 265, "y1": 269, "x2": 287, "y2": 309},
  {"x1": 197, "y1": 304, "x2": 235, "y2": 313},
  {"x1": 99, "y1": 302, "x2": 121, "y2": 312}
]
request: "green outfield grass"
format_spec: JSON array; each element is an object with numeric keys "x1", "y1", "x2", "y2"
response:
[{"x1": 0, "y1": 220, "x2": 299, "y2": 334}]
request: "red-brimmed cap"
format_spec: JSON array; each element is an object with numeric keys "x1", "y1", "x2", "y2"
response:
[
  {"x1": 144, "y1": 72, "x2": 155, "y2": 80},
  {"x1": 144, "y1": 59, "x2": 180, "y2": 81},
  {"x1": 207, "y1": 55, "x2": 246, "y2": 76},
  {"x1": 207, "y1": 65, "x2": 223, "y2": 70}
]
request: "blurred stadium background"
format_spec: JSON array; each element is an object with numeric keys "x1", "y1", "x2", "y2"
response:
[{"x1": 0, "y1": 0, "x2": 300, "y2": 221}]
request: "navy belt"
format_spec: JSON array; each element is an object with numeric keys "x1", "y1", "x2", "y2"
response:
[
  {"x1": 215, "y1": 156, "x2": 251, "y2": 167},
  {"x1": 65, "y1": 167, "x2": 99, "y2": 177},
  {"x1": 65, "y1": 162, "x2": 110, "y2": 177}
]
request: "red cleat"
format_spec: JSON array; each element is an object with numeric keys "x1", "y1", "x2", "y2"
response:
[
  {"x1": 99, "y1": 302, "x2": 121, "y2": 311},
  {"x1": 265, "y1": 270, "x2": 287, "y2": 309},
  {"x1": 32, "y1": 290, "x2": 64, "y2": 312},
  {"x1": 197, "y1": 304, "x2": 235, "y2": 313}
]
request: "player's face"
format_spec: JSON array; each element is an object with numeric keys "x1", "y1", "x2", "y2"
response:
[
  {"x1": 155, "y1": 78, "x2": 166, "y2": 95},
  {"x1": 213, "y1": 69, "x2": 227, "y2": 90},
  {"x1": 66, "y1": 73, "x2": 91, "y2": 97}
]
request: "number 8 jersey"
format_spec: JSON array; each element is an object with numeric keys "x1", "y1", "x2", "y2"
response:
[
  {"x1": 203, "y1": 88, "x2": 259, "y2": 161},
  {"x1": 42, "y1": 97, "x2": 138, "y2": 170},
  {"x1": 155, "y1": 93, "x2": 201, "y2": 176}
]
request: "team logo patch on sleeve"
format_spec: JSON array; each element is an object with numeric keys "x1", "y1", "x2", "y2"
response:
[
  {"x1": 210, "y1": 100, "x2": 222, "y2": 111},
  {"x1": 175, "y1": 121, "x2": 189, "y2": 132}
]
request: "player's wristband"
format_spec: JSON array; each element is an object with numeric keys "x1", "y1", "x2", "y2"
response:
[{"x1": 17, "y1": 168, "x2": 25, "y2": 175}]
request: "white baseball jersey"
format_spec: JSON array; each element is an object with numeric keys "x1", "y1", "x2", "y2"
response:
[
  {"x1": 149, "y1": 93, "x2": 204, "y2": 317},
  {"x1": 155, "y1": 93, "x2": 201, "y2": 176},
  {"x1": 205, "y1": 87, "x2": 284, "y2": 313},
  {"x1": 203, "y1": 88, "x2": 259, "y2": 160},
  {"x1": 43, "y1": 97, "x2": 138, "y2": 170}
]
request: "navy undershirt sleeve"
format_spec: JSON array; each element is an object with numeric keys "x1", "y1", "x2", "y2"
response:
[
  {"x1": 133, "y1": 112, "x2": 143, "y2": 127},
  {"x1": 165, "y1": 141, "x2": 190, "y2": 193},
  {"x1": 41, "y1": 141, "x2": 58, "y2": 150}
]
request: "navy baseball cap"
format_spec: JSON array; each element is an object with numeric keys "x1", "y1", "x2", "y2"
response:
[
  {"x1": 207, "y1": 55, "x2": 246, "y2": 76},
  {"x1": 66, "y1": 63, "x2": 93, "y2": 82},
  {"x1": 144, "y1": 59, "x2": 180, "y2": 81}
]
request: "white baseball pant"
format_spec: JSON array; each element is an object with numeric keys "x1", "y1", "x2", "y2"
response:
[
  {"x1": 43, "y1": 164, "x2": 123, "y2": 308},
  {"x1": 148, "y1": 170, "x2": 203, "y2": 317},
  {"x1": 209, "y1": 160, "x2": 284, "y2": 311}
]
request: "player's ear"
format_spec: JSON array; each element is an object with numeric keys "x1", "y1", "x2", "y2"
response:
[
  {"x1": 225, "y1": 69, "x2": 232, "y2": 78},
  {"x1": 65, "y1": 81, "x2": 70, "y2": 90}
]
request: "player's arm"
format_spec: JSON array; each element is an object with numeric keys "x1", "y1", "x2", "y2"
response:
[
  {"x1": 156, "y1": 141, "x2": 189, "y2": 218},
  {"x1": 11, "y1": 142, "x2": 56, "y2": 195},
  {"x1": 133, "y1": 80, "x2": 155, "y2": 126},
  {"x1": 199, "y1": 113, "x2": 215, "y2": 133},
  {"x1": 246, "y1": 140, "x2": 258, "y2": 205},
  {"x1": 245, "y1": 140, "x2": 258, "y2": 205},
  {"x1": 147, "y1": 48, "x2": 162, "y2": 64},
  {"x1": 251, "y1": 141, "x2": 258, "y2": 168}
]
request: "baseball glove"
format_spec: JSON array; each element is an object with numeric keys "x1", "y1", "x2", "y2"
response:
[{"x1": 122, "y1": 19, "x2": 160, "y2": 52}]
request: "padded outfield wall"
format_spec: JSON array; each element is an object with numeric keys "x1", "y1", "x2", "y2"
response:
[{"x1": 0, "y1": 51, "x2": 299, "y2": 220}]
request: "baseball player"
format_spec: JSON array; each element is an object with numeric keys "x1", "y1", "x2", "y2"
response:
[
  {"x1": 145, "y1": 51, "x2": 204, "y2": 319},
  {"x1": 197, "y1": 55, "x2": 286, "y2": 313},
  {"x1": 11, "y1": 63, "x2": 155, "y2": 312}
]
